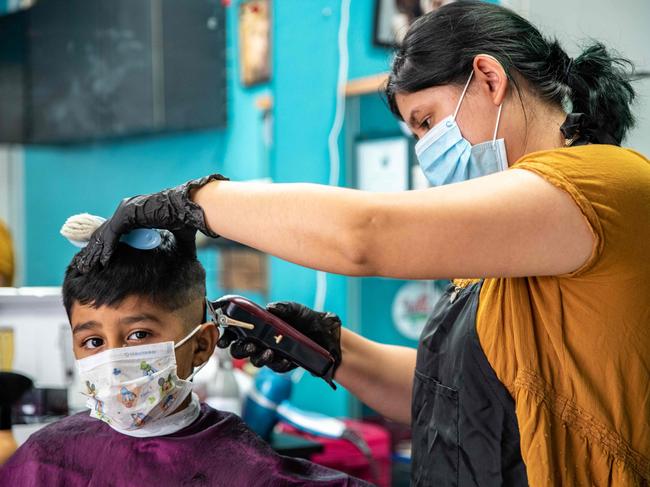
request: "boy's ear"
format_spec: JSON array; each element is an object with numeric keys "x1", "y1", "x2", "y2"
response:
[{"x1": 192, "y1": 322, "x2": 219, "y2": 367}]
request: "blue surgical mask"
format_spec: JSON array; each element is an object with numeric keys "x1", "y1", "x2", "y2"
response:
[{"x1": 414, "y1": 72, "x2": 508, "y2": 186}]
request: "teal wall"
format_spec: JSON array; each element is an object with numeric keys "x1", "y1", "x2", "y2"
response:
[
  {"x1": 24, "y1": 1, "x2": 271, "y2": 291},
  {"x1": 266, "y1": 0, "x2": 396, "y2": 417},
  {"x1": 18, "y1": 0, "x2": 502, "y2": 417},
  {"x1": 21, "y1": 0, "x2": 396, "y2": 417},
  {"x1": 353, "y1": 94, "x2": 423, "y2": 351}
]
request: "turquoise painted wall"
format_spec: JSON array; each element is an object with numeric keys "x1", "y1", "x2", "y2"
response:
[
  {"x1": 23, "y1": 2, "x2": 270, "y2": 294},
  {"x1": 268, "y1": 0, "x2": 395, "y2": 417},
  {"x1": 21, "y1": 0, "x2": 395, "y2": 417},
  {"x1": 353, "y1": 94, "x2": 422, "y2": 350},
  {"x1": 19, "y1": 0, "x2": 502, "y2": 417}
]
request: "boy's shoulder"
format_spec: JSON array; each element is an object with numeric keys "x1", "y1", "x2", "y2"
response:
[
  {"x1": 28, "y1": 411, "x2": 105, "y2": 442},
  {"x1": 34, "y1": 410, "x2": 106, "y2": 437},
  {"x1": 23, "y1": 404, "x2": 238, "y2": 445},
  {"x1": 3, "y1": 405, "x2": 371, "y2": 487},
  {"x1": 11, "y1": 412, "x2": 106, "y2": 461},
  {"x1": 0, "y1": 413, "x2": 106, "y2": 487}
]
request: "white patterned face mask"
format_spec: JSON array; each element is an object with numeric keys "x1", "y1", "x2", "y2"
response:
[{"x1": 76, "y1": 324, "x2": 206, "y2": 437}]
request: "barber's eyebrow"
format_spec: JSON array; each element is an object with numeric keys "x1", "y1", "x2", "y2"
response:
[
  {"x1": 118, "y1": 314, "x2": 162, "y2": 326},
  {"x1": 408, "y1": 108, "x2": 422, "y2": 131},
  {"x1": 72, "y1": 320, "x2": 100, "y2": 335}
]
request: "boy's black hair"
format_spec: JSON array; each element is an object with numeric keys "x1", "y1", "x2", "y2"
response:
[{"x1": 62, "y1": 230, "x2": 206, "y2": 318}]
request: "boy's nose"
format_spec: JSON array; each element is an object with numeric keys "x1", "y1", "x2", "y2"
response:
[{"x1": 104, "y1": 335, "x2": 130, "y2": 349}]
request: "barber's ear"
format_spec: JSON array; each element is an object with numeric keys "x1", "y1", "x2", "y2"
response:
[
  {"x1": 192, "y1": 322, "x2": 219, "y2": 367},
  {"x1": 472, "y1": 54, "x2": 509, "y2": 106}
]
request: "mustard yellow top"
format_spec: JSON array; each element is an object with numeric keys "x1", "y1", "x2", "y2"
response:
[
  {"x1": 477, "y1": 145, "x2": 650, "y2": 486},
  {"x1": 0, "y1": 220, "x2": 14, "y2": 286}
]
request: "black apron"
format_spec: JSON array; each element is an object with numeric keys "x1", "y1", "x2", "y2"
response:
[{"x1": 411, "y1": 281, "x2": 528, "y2": 486}]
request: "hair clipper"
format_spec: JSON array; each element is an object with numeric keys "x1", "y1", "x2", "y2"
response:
[{"x1": 206, "y1": 295, "x2": 337, "y2": 389}]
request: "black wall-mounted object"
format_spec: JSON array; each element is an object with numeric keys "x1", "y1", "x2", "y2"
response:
[{"x1": 0, "y1": 0, "x2": 226, "y2": 144}]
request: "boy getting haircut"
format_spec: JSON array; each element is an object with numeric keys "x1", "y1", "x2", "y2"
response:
[{"x1": 0, "y1": 231, "x2": 369, "y2": 487}]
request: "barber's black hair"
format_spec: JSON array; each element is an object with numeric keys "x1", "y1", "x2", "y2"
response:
[
  {"x1": 62, "y1": 230, "x2": 206, "y2": 318},
  {"x1": 385, "y1": 0, "x2": 636, "y2": 145}
]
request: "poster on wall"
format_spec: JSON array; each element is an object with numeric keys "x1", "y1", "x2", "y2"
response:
[
  {"x1": 239, "y1": 0, "x2": 271, "y2": 86},
  {"x1": 392, "y1": 281, "x2": 447, "y2": 340},
  {"x1": 374, "y1": 0, "x2": 457, "y2": 47},
  {"x1": 356, "y1": 137, "x2": 410, "y2": 193}
]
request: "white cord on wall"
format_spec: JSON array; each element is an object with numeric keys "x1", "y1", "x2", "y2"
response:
[{"x1": 314, "y1": 0, "x2": 351, "y2": 311}]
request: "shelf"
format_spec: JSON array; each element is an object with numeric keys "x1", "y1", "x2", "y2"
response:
[
  {"x1": 345, "y1": 73, "x2": 389, "y2": 97},
  {"x1": 253, "y1": 73, "x2": 388, "y2": 112}
]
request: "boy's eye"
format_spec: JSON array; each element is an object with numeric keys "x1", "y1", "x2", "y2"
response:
[
  {"x1": 127, "y1": 330, "x2": 151, "y2": 341},
  {"x1": 420, "y1": 117, "x2": 431, "y2": 130},
  {"x1": 83, "y1": 337, "x2": 104, "y2": 349}
]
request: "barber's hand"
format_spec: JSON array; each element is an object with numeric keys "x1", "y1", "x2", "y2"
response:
[
  {"x1": 73, "y1": 174, "x2": 227, "y2": 273},
  {"x1": 218, "y1": 301, "x2": 343, "y2": 379}
]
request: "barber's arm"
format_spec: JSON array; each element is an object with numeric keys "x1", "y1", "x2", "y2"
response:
[
  {"x1": 71, "y1": 169, "x2": 592, "y2": 420},
  {"x1": 75, "y1": 167, "x2": 591, "y2": 280},
  {"x1": 193, "y1": 169, "x2": 593, "y2": 280},
  {"x1": 336, "y1": 328, "x2": 416, "y2": 425}
]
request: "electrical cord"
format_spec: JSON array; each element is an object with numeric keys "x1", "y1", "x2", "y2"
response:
[
  {"x1": 342, "y1": 428, "x2": 381, "y2": 485},
  {"x1": 314, "y1": 0, "x2": 351, "y2": 312}
]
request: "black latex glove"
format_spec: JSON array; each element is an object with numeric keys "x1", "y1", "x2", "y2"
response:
[
  {"x1": 218, "y1": 301, "x2": 343, "y2": 380},
  {"x1": 73, "y1": 174, "x2": 228, "y2": 273}
]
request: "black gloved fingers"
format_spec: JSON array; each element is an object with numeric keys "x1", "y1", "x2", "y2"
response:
[
  {"x1": 171, "y1": 226, "x2": 199, "y2": 257},
  {"x1": 267, "y1": 301, "x2": 339, "y2": 329},
  {"x1": 266, "y1": 300, "x2": 343, "y2": 378},
  {"x1": 266, "y1": 301, "x2": 307, "y2": 322},
  {"x1": 72, "y1": 220, "x2": 120, "y2": 273},
  {"x1": 229, "y1": 340, "x2": 247, "y2": 359},
  {"x1": 230, "y1": 339, "x2": 258, "y2": 359},
  {"x1": 267, "y1": 301, "x2": 341, "y2": 342},
  {"x1": 268, "y1": 357, "x2": 297, "y2": 374},
  {"x1": 228, "y1": 339, "x2": 295, "y2": 372},
  {"x1": 84, "y1": 198, "x2": 142, "y2": 271},
  {"x1": 216, "y1": 328, "x2": 238, "y2": 349},
  {"x1": 250, "y1": 348, "x2": 274, "y2": 368},
  {"x1": 266, "y1": 301, "x2": 288, "y2": 313}
]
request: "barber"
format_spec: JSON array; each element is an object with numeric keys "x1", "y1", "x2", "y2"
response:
[{"x1": 75, "y1": 2, "x2": 649, "y2": 485}]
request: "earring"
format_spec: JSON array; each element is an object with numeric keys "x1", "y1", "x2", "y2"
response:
[{"x1": 564, "y1": 133, "x2": 579, "y2": 147}]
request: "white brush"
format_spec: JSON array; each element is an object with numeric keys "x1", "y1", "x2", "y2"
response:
[
  {"x1": 60, "y1": 213, "x2": 161, "y2": 250},
  {"x1": 60, "y1": 213, "x2": 106, "y2": 248}
]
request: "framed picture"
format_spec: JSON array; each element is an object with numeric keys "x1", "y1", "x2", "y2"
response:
[
  {"x1": 356, "y1": 136, "x2": 410, "y2": 193},
  {"x1": 239, "y1": 0, "x2": 271, "y2": 86},
  {"x1": 220, "y1": 248, "x2": 268, "y2": 294},
  {"x1": 374, "y1": 0, "x2": 457, "y2": 47}
]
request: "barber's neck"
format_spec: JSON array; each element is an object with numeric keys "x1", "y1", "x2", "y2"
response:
[{"x1": 507, "y1": 102, "x2": 570, "y2": 166}]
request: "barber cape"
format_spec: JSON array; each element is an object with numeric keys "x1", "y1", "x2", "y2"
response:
[{"x1": 0, "y1": 403, "x2": 369, "y2": 487}]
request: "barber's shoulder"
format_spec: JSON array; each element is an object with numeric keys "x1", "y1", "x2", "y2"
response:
[
  {"x1": 510, "y1": 144, "x2": 650, "y2": 203},
  {"x1": 513, "y1": 144, "x2": 646, "y2": 170}
]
